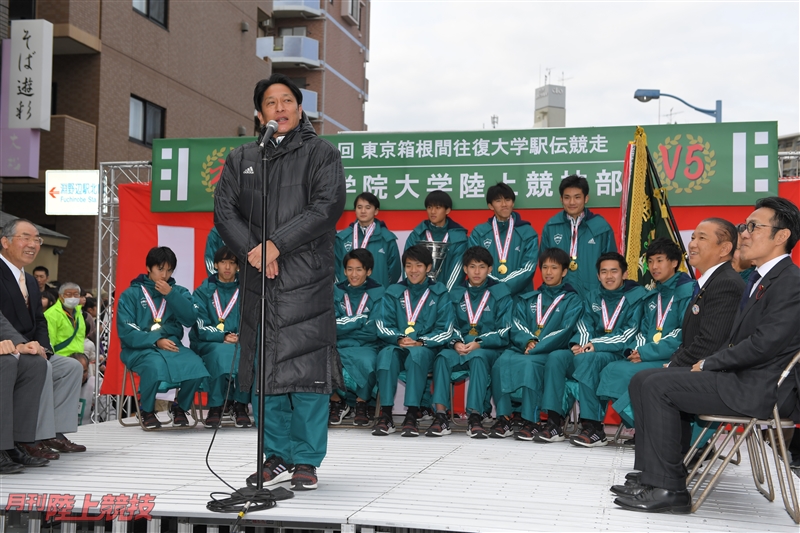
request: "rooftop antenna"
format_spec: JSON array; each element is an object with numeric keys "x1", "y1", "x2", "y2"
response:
[
  {"x1": 559, "y1": 71, "x2": 573, "y2": 85},
  {"x1": 663, "y1": 107, "x2": 683, "y2": 124},
  {"x1": 490, "y1": 115, "x2": 499, "y2": 129},
  {"x1": 544, "y1": 67, "x2": 552, "y2": 85}
]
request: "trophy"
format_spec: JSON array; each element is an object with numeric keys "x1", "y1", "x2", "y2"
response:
[{"x1": 419, "y1": 240, "x2": 450, "y2": 283}]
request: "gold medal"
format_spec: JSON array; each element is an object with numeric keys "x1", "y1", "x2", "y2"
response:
[
  {"x1": 569, "y1": 260, "x2": 578, "y2": 271},
  {"x1": 469, "y1": 327, "x2": 479, "y2": 336},
  {"x1": 534, "y1": 328, "x2": 542, "y2": 337},
  {"x1": 605, "y1": 329, "x2": 612, "y2": 333},
  {"x1": 405, "y1": 324, "x2": 415, "y2": 335},
  {"x1": 498, "y1": 262, "x2": 508, "y2": 275},
  {"x1": 653, "y1": 331, "x2": 662, "y2": 343},
  {"x1": 217, "y1": 323, "x2": 225, "y2": 331},
  {"x1": 151, "y1": 318, "x2": 162, "y2": 331}
]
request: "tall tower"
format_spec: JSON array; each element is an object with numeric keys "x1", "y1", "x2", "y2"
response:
[{"x1": 534, "y1": 84, "x2": 566, "y2": 128}]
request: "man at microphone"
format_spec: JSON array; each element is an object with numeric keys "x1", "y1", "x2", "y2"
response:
[{"x1": 214, "y1": 74, "x2": 346, "y2": 491}]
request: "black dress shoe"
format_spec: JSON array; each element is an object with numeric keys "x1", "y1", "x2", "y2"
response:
[
  {"x1": 9, "y1": 445, "x2": 49, "y2": 467},
  {"x1": 625, "y1": 471, "x2": 641, "y2": 483},
  {"x1": 0, "y1": 450, "x2": 25, "y2": 474},
  {"x1": 611, "y1": 482, "x2": 646, "y2": 497},
  {"x1": 614, "y1": 485, "x2": 691, "y2": 514}
]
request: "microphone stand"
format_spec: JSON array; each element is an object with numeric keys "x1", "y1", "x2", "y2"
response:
[{"x1": 237, "y1": 125, "x2": 273, "y2": 500}]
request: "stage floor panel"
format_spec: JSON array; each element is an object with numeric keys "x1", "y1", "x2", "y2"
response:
[{"x1": 0, "y1": 419, "x2": 797, "y2": 532}]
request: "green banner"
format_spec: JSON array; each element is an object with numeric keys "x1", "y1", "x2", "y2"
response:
[{"x1": 151, "y1": 122, "x2": 777, "y2": 212}]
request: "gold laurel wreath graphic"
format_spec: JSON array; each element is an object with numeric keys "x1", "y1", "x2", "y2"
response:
[
  {"x1": 652, "y1": 134, "x2": 716, "y2": 194},
  {"x1": 201, "y1": 147, "x2": 230, "y2": 195}
]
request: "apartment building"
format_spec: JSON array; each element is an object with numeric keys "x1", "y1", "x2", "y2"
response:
[
  {"x1": 258, "y1": 0, "x2": 370, "y2": 133},
  {"x1": 1, "y1": 0, "x2": 370, "y2": 290}
]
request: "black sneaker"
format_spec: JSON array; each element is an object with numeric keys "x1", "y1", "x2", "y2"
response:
[
  {"x1": 534, "y1": 420, "x2": 565, "y2": 443},
  {"x1": 291, "y1": 464, "x2": 318, "y2": 491},
  {"x1": 481, "y1": 411, "x2": 494, "y2": 424},
  {"x1": 514, "y1": 420, "x2": 543, "y2": 441},
  {"x1": 425, "y1": 413, "x2": 452, "y2": 437},
  {"x1": 417, "y1": 406, "x2": 434, "y2": 421},
  {"x1": 489, "y1": 416, "x2": 513, "y2": 438},
  {"x1": 570, "y1": 425, "x2": 608, "y2": 448},
  {"x1": 140, "y1": 410, "x2": 162, "y2": 429},
  {"x1": 233, "y1": 402, "x2": 252, "y2": 428},
  {"x1": 204, "y1": 406, "x2": 222, "y2": 429},
  {"x1": 328, "y1": 400, "x2": 350, "y2": 425},
  {"x1": 401, "y1": 411, "x2": 419, "y2": 437},
  {"x1": 467, "y1": 412, "x2": 488, "y2": 439},
  {"x1": 170, "y1": 403, "x2": 189, "y2": 427},
  {"x1": 222, "y1": 400, "x2": 234, "y2": 418},
  {"x1": 353, "y1": 401, "x2": 370, "y2": 426},
  {"x1": 372, "y1": 413, "x2": 395, "y2": 436},
  {"x1": 509, "y1": 412, "x2": 524, "y2": 428},
  {"x1": 246, "y1": 455, "x2": 294, "y2": 487}
]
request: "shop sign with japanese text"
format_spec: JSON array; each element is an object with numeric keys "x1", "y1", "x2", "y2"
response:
[{"x1": 7, "y1": 19, "x2": 53, "y2": 131}]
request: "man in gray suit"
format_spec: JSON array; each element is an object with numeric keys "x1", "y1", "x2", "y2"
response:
[
  {"x1": 0, "y1": 219, "x2": 85, "y2": 460},
  {"x1": 614, "y1": 197, "x2": 800, "y2": 513},
  {"x1": 1, "y1": 311, "x2": 49, "y2": 473}
]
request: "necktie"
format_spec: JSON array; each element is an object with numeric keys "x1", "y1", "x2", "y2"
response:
[
  {"x1": 739, "y1": 270, "x2": 762, "y2": 311},
  {"x1": 18, "y1": 270, "x2": 29, "y2": 306},
  {"x1": 691, "y1": 283, "x2": 700, "y2": 300}
]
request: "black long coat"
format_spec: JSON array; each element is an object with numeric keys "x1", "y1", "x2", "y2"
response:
[{"x1": 214, "y1": 115, "x2": 346, "y2": 394}]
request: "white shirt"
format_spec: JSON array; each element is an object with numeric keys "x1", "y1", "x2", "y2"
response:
[
  {"x1": 750, "y1": 254, "x2": 790, "y2": 296},
  {"x1": 0, "y1": 252, "x2": 24, "y2": 290},
  {"x1": 696, "y1": 261, "x2": 726, "y2": 289}
]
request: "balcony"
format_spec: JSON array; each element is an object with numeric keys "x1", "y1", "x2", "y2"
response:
[
  {"x1": 39, "y1": 115, "x2": 97, "y2": 177},
  {"x1": 256, "y1": 36, "x2": 321, "y2": 69},
  {"x1": 273, "y1": 0, "x2": 323, "y2": 18},
  {"x1": 300, "y1": 89, "x2": 319, "y2": 119}
]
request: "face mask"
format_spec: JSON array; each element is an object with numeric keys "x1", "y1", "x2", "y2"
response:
[{"x1": 63, "y1": 297, "x2": 81, "y2": 309}]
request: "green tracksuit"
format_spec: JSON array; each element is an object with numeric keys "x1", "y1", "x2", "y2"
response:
[
  {"x1": 189, "y1": 275, "x2": 248, "y2": 407},
  {"x1": 334, "y1": 278, "x2": 385, "y2": 402},
  {"x1": 541, "y1": 280, "x2": 648, "y2": 422},
  {"x1": 540, "y1": 209, "x2": 617, "y2": 297},
  {"x1": 204, "y1": 227, "x2": 226, "y2": 277},
  {"x1": 597, "y1": 272, "x2": 696, "y2": 426},
  {"x1": 117, "y1": 275, "x2": 209, "y2": 412},
  {"x1": 404, "y1": 217, "x2": 469, "y2": 290},
  {"x1": 375, "y1": 279, "x2": 453, "y2": 410},
  {"x1": 432, "y1": 279, "x2": 512, "y2": 413},
  {"x1": 468, "y1": 212, "x2": 539, "y2": 298},
  {"x1": 335, "y1": 219, "x2": 401, "y2": 287},
  {"x1": 491, "y1": 282, "x2": 583, "y2": 422}
]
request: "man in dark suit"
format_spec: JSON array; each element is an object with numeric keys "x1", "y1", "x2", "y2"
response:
[
  {"x1": 669, "y1": 218, "x2": 745, "y2": 368},
  {"x1": 0, "y1": 218, "x2": 85, "y2": 460},
  {"x1": 1, "y1": 311, "x2": 49, "y2": 473},
  {"x1": 613, "y1": 197, "x2": 800, "y2": 513}
]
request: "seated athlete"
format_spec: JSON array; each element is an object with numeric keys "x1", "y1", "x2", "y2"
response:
[
  {"x1": 117, "y1": 246, "x2": 209, "y2": 429},
  {"x1": 596, "y1": 238, "x2": 695, "y2": 427},
  {"x1": 428, "y1": 246, "x2": 513, "y2": 438},
  {"x1": 489, "y1": 248, "x2": 583, "y2": 439},
  {"x1": 372, "y1": 244, "x2": 454, "y2": 437},
  {"x1": 534, "y1": 252, "x2": 647, "y2": 446},
  {"x1": 404, "y1": 190, "x2": 469, "y2": 290},
  {"x1": 330, "y1": 248, "x2": 385, "y2": 426},
  {"x1": 190, "y1": 245, "x2": 251, "y2": 429}
]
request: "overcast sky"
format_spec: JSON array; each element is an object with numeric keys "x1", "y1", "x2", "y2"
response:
[{"x1": 364, "y1": 1, "x2": 800, "y2": 136}]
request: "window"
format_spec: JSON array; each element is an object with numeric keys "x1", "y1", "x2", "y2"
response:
[
  {"x1": 133, "y1": 0, "x2": 167, "y2": 28},
  {"x1": 129, "y1": 96, "x2": 165, "y2": 147},
  {"x1": 341, "y1": 0, "x2": 360, "y2": 26}
]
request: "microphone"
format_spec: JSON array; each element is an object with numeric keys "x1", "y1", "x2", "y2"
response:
[{"x1": 259, "y1": 120, "x2": 279, "y2": 149}]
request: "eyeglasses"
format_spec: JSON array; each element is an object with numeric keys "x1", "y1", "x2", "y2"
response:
[
  {"x1": 736, "y1": 222, "x2": 785, "y2": 234},
  {"x1": 11, "y1": 234, "x2": 44, "y2": 246}
]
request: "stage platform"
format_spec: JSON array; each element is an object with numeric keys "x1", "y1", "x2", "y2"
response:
[{"x1": 0, "y1": 417, "x2": 798, "y2": 533}]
